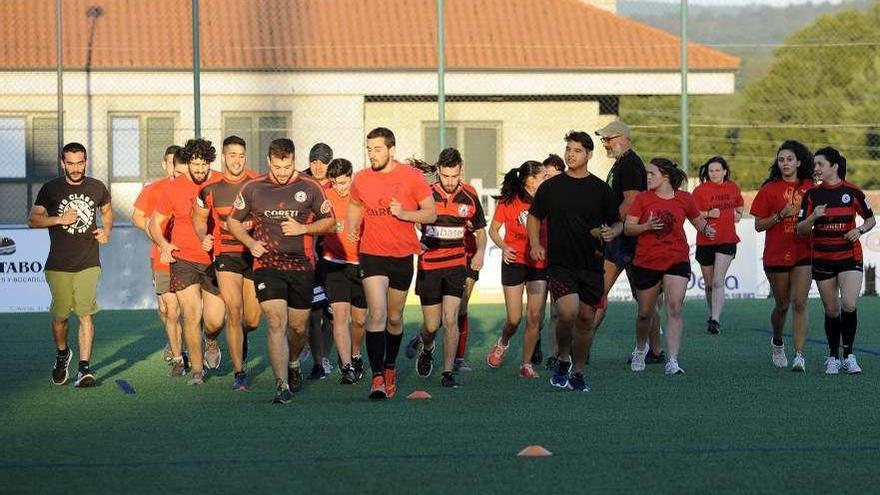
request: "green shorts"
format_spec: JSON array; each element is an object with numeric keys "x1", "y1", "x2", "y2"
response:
[{"x1": 45, "y1": 267, "x2": 101, "y2": 320}]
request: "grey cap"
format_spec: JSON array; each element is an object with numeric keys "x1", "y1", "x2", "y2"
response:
[
  {"x1": 595, "y1": 120, "x2": 631, "y2": 140},
  {"x1": 309, "y1": 142, "x2": 333, "y2": 164}
]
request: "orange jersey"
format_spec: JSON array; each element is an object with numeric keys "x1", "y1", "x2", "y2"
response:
[
  {"x1": 322, "y1": 187, "x2": 360, "y2": 264},
  {"x1": 134, "y1": 177, "x2": 175, "y2": 272},
  {"x1": 350, "y1": 162, "x2": 432, "y2": 257},
  {"x1": 492, "y1": 196, "x2": 547, "y2": 269},
  {"x1": 197, "y1": 170, "x2": 260, "y2": 254},
  {"x1": 156, "y1": 173, "x2": 213, "y2": 265}
]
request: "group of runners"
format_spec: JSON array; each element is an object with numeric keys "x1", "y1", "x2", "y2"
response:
[{"x1": 31, "y1": 121, "x2": 875, "y2": 402}]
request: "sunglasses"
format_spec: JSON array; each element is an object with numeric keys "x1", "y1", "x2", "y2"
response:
[{"x1": 600, "y1": 135, "x2": 622, "y2": 144}]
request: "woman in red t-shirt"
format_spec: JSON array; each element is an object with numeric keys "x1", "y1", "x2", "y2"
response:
[
  {"x1": 749, "y1": 140, "x2": 814, "y2": 372},
  {"x1": 625, "y1": 158, "x2": 715, "y2": 375},
  {"x1": 486, "y1": 160, "x2": 548, "y2": 378},
  {"x1": 692, "y1": 156, "x2": 744, "y2": 335}
]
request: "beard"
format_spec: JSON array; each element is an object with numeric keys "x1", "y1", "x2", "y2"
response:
[
  {"x1": 370, "y1": 158, "x2": 389, "y2": 171},
  {"x1": 190, "y1": 170, "x2": 209, "y2": 185},
  {"x1": 65, "y1": 170, "x2": 85, "y2": 183}
]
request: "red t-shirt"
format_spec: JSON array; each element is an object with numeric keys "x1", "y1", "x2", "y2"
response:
[
  {"x1": 692, "y1": 180, "x2": 744, "y2": 245},
  {"x1": 750, "y1": 179, "x2": 813, "y2": 267},
  {"x1": 628, "y1": 190, "x2": 701, "y2": 271},
  {"x1": 156, "y1": 174, "x2": 213, "y2": 265},
  {"x1": 350, "y1": 162, "x2": 432, "y2": 257},
  {"x1": 197, "y1": 170, "x2": 260, "y2": 255},
  {"x1": 492, "y1": 196, "x2": 547, "y2": 269},
  {"x1": 134, "y1": 177, "x2": 175, "y2": 272},
  {"x1": 322, "y1": 187, "x2": 360, "y2": 264}
]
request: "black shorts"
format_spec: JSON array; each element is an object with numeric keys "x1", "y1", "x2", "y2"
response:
[
  {"x1": 764, "y1": 257, "x2": 811, "y2": 273},
  {"x1": 359, "y1": 253, "x2": 414, "y2": 291},
  {"x1": 416, "y1": 266, "x2": 467, "y2": 306},
  {"x1": 253, "y1": 268, "x2": 314, "y2": 310},
  {"x1": 322, "y1": 260, "x2": 366, "y2": 308},
  {"x1": 695, "y1": 243, "x2": 737, "y2": 266},
  {"x1": 170, "y1": 258, "x2": 220, "y2": 295},
  {"x1": 631, "y1": 262, "x2": 691, "y2": 291},
  {"x1": 604, "y1": 235, "x2": 637, "y2": 270},
  {"x1": 812, "y1": 258, "x2": 863, "y2": 282},
  {"x1": 501, "y1": 262, "x2": 547, "y2": 287},
  {"x1": 214, "y1": 252, "x2": 254, "y2": 279},
  {"x1": 547, "y1": 266, "x2": 604, "y2": 306}
]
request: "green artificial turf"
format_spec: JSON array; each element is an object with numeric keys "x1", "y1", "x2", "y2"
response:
[{"x1": 2, "y1": 299, "x2": 879, "y2": 494}]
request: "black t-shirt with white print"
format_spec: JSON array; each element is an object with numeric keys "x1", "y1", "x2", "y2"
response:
[{"x1": 34, "y1": 176, "x2": 111, "y2": 272}]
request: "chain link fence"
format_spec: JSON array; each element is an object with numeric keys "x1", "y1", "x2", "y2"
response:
[{"x1": 0, "y1": 0, "x2": 876, "y2": 226}]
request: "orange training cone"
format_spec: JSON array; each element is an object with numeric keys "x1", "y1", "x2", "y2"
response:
[
  {"x1": 407, "y1": 390, "x2": 432, "y2": 400},
  {"x1": 517, "y1": 445, "x2": 552, "y2": 457}
]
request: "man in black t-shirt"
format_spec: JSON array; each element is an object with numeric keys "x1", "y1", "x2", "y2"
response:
[
  {"x1": 528, "y1": 131, "x2": 621, "y2": 393},
  {"x1": 28, "y1": 142, "x2": 112, "y2": 388},
  {"x1": 593, "y1": 121, "x2": 665, "y2": 363}
]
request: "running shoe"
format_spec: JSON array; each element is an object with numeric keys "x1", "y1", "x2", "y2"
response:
[
  {"x1": 664, "y1": 358, "x2": 685, "y2": 375},
  {"x1": 204, "y1": 337, "x2": 222, "y2": 370},
  {"x1": 52, "y1": 350, "x2": 72, "y2": 386},
  {"x1": 567, "y1": 371, "x2": 591, "y2": 392},
  {"x1": 73, "y1": 368, "x2": 96, "y2": 388},
  {"x1": 321, "y1": 357, "x2": 333, "y2": 376},
  {"x1": 383, "y1": 369, "x2": 398, "y2": 398},
  {"x1": 417, "y1": 345, "x2": 435, "y2": 377},
  {"x1": 308, "y1": 363, "x2": 326, "y2": 380},
  {"x1": 405, "y1": 335, "x2": 422, "y2": 359},
  {"x1": 486, "y1": 339, "x2": 509, "y2": 369},
  {"x1": 519, "y1": 363, "x2": 540, "y2": 379},
  {"x1": 273, "y1": 380, "x2": 293, "y2": 404},
  {"x1": 187, "y1": 370, "x2": 205, "y2": 385},
  {"x1": 352, "y1": 356, "x2": 364, "y2": 381},
  {"x1": 169, "y1": 357, "x2": 187, "y2": 377},
  {"x1": 842, "y1": 354, "x2": 862, "y2": 375},
  {"x1": 630, "y1": 344, "x2": 649, "y2": 372},
  {"x1": 791, "y1": 353, "x2": 806, "y2": 373},
  {"x1": 453, "y1": 358, "x2": 472, "y2": 373},
  {"x1": 162, "y1": 342, "x2": 173, "y2": 362},
  {"x1": 288, "y1": 364, "x2": 304, "y2": 392},
  {"x1": 772, "y1": 341, "x2": 788, "y2": 368},
  {"x1": 232, "y1": 371, "x2": 249, "y2": 391},
  {"x1": 369, "y1": 374, "x2": 387, "y2": 400},
  {"x1": 824, "y1": 356, "x2": 841, "y2": 375},
  {"x1": 550, "y1": 360, "x2": 571, "y2": 389},
  {"x1": 545, "y1": 356, "x2": 559, "y2": 371},
  {"x1": 645, "y1": 350, "x2": 667, "y2": 365},
  {"x1": 707, "y1": 318, "x2": 720, "y2": 335},
  {"x1": 440, "y1": 371, "x2": 459, "y2": 388},
  {"x1": 339, "y1": 364, "x2": 357, "y2": 385}
]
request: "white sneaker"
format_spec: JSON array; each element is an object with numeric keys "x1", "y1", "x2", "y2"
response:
[
  {"x1": 771, "y1": 340, "x2": 788, "y2": 368},
  {"x1": 630, "y1": 343, "x2": 649, "y2": 372},
  {"x1": 824, "y1": 356, "x2": 841, "y2": 375},
  {"x1": 842, "y1": 354, "x2": 862, "y2": 374},
  {"x1": 321, "y1": 357, "x2": 333, "y2": 376},
  {"x1": 791, "y1": 353, "x2": 805, "y2": 373},
  {"x1": 665, "y1": 358, "x2": 685, "y2": 375}
]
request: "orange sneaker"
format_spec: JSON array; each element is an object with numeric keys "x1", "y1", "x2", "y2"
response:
[
  {"x1": 369, "y1": 374, "x2": 387, "y2": 400},
  {"x1": 518, "y1": 363, "x2": 540, "y2": 379},
  {"x1": 383, "y1": 368, "x2": 397, "y2": 398},
  {"x1": 487, "y1": 339, "x2": 509, "y2": 368}
]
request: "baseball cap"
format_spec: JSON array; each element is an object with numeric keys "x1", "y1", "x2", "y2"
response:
[{"x1": 595, "y1": 121, "x2": 631, "y2": 140}]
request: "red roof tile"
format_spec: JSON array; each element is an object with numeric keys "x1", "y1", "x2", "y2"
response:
[{"x1": 0, "y1": 0, "x2": 739, "y2": 71}]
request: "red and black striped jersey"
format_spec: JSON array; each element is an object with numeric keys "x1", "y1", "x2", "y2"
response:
[
  {"x1": 462, "y1": 183, "x2": 480, "y2": 258},
  {"x1": 419, "y1": 182, "x2": 487, "y2": 270},
  {"x1": 197, "y1": 170, "x2": 261, "y2": 255},
  {"x1": 799, "y1": 180, "x2": 874, "y2": 262}
]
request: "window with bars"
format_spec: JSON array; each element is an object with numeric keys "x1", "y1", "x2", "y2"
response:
[
  {"x1": 423, "y1": 122, "x2": 501, "y2": 189},
  {"x1": 0, "y1": 114, "x2": 59, "y2": 224},
  {"x1": 109, "y1": 114, "x2": 177, "y2": 181},
  {"x1": 222, "y1": 113, "x2": 290, "y2": 174}
]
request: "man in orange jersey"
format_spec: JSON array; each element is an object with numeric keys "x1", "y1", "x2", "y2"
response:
[{"x1": 193, "y1": 136, "x2": 262, "y2": 390}]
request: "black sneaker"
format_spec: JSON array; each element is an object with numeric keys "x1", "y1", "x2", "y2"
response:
[
  {"x1": 52, "y1": 350, "x2": 72, "y2": 385},
  {"x1": 288, "y1": 365, "x2": 304, "y2": 392},
  {"x1": 405, "y1": 335, "x2": 422, "y2": 359},
  {"x1": 417, "y1": 345, "x2": 434, "y2": 377},
  {"x1": 545, "y1": 355, "x2": 559, "y2": 371},
  {"x1": 74, "y1": 368, "x2": 96, "y2": 388},
  {"x1": 567, "y1": 371, "x2": 591, "y2": 392},
  {"x1": 440, "y1": 371, "x2": 459, "y2": 388},
  {"x1": 530, "y1": 338, "x2": 543, "y2": 366},
  {"x1": 645, "y1": 350, "x2": 667, "y2": 365},
  {"x1": 707, "y1": 319, "x2": 721, "y2": 335},
  {"x1": 339, "y1": 364, "x2": 357, "y2": 385},
  {"x1": 273, "y1": 380, "x2": 293, "y2": 404},
  {"x1": 352, "y1": 356, "x2": 364, "y2": 382},
  {"x1": 307, "y1": 363, "x2": 325, "y2": 380}
]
